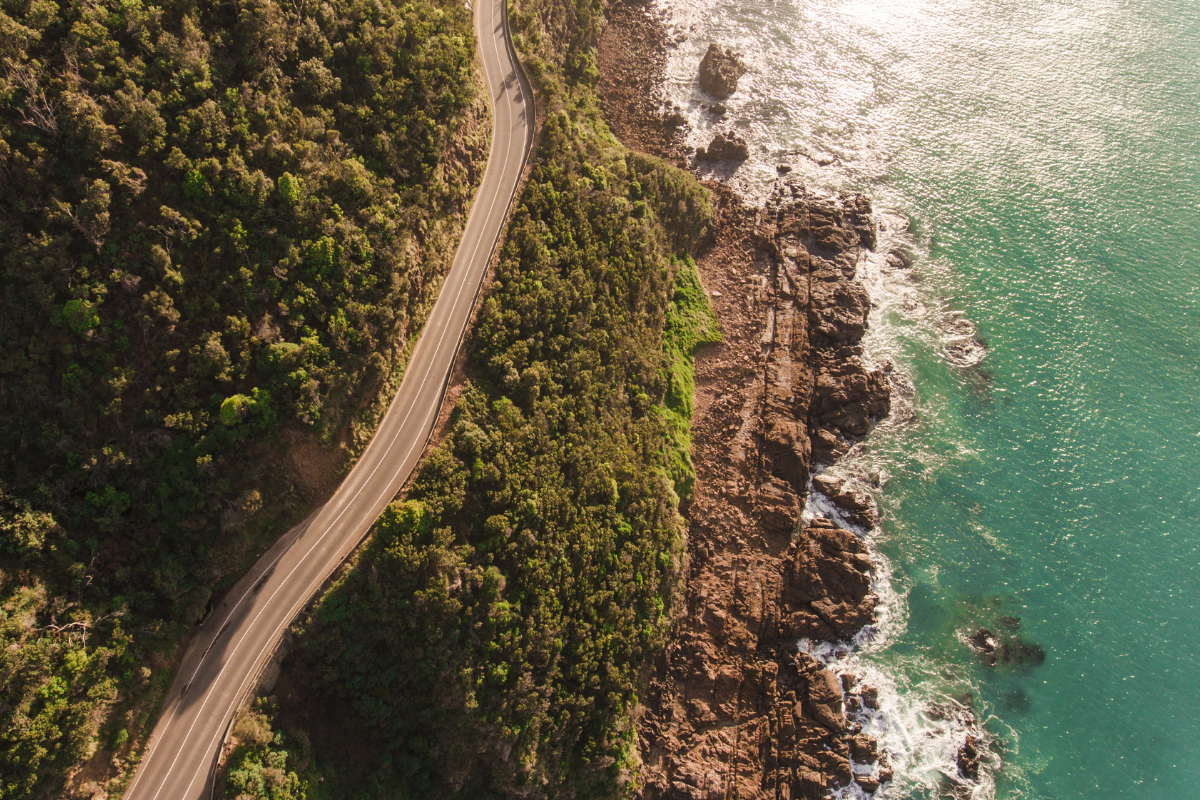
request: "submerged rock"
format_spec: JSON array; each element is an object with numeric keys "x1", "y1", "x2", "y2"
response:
[
  {"x1": 968, "y1": 626, "x2": 1046, "y2": 667},
  {"x1": 698, "y1": 43, "x2": 745, "y2": 99}
]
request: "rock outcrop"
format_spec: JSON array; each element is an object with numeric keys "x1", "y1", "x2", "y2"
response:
[
  {"x1": 696, "y1": 131, "x2": 750, "y2": 162},
  {"x1": 811, "y1": 475, "x2": 877, "y2": 529},
  {"x1": 636, "y1": 184, "x2": 893, "y2": 800},
  {"x1": 599, "y1": 8, "x2": 903, "y2": 796},
  {"x1": 765, "y1": 188, "x2": 891, "y2": 466},
  {"x1": 698, "y1": 43, "x2": 745, "y2": 99}
]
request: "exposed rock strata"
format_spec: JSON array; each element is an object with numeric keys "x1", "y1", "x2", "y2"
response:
[
  {"x1": 636, "y1": 186, "x2": 892, "y2": 800},
  {"x1": 597, "y1": 7, "x2": 895, "y2": 796},
  {"x1": 698, "y1": 43, "x2": 746, "y2": 99}
]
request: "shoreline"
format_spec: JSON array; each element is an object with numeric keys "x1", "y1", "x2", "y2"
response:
[
  {"x1": 597, "y1": 3, "x2": 902, "y2": 796},
  {"x1": 595, "y1": 1, "x2": 1010, "y2": 795}
]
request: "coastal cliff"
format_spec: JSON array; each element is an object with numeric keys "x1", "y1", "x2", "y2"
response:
[
  {"x1": 634, "y1": 187, "x2": 893, "y2": 800},
  {"x1": 598, "y1": 4, "x2": 895, "y2": 797}
]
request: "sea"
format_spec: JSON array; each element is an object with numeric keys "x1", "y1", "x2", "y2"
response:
[{"x1": 653, "y1": 0, "x2": 1200, "y2": 796}]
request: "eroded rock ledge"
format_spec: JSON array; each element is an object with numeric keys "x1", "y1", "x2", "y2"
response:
[{"x1": 636, "y1": 186, "x2": 892, "y2": 800}]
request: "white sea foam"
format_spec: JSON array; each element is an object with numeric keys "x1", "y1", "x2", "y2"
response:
[{"x1": 799, "y1": 236, "x2": 1001, "y2": 800}]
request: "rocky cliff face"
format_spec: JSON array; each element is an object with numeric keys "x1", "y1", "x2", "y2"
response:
[{"x1": 636, "y1": 184, "x2": 892, "y2": 800}]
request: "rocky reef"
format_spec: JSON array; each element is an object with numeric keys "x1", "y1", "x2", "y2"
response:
[{"x1": 635, "y1": 185, "x2": 893, "y2": 800}]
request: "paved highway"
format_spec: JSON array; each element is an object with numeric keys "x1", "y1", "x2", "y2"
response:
[{"x1": 123, "y1": 0, "x2": 532, "y2": 796}]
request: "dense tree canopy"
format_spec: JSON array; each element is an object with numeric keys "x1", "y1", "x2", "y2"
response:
[
  {"x1": 0, "y1": 0, "x2": 484, "y2": 792},
  {"x1": 285, "y1": 3, "x2": 716, "y2": 795}
]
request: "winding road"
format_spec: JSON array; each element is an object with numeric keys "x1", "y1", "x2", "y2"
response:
[{"x1": 123, "y1": 0, "x2": 533, "y2": 796}]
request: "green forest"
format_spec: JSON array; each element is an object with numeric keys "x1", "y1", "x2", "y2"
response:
[
  {"x1": 267, "y1": 0, "x2": 719, "y2": 797},
  {"x1": 0, "y1": 0, "x2": 485, "y2": 793}
]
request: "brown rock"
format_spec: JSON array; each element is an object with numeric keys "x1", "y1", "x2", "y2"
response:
[
  {"x1": 807, "y1": 203, "x2": 857, "y2": 255},
  {"x1": 810, "y1": 359, "x2": 891, "y2": 441},
  {"x1": 780, "y1": 521, "x2": 877, "y2": 641},
  {"x1": 855, "y1": 775, "x2": 881, "y2": 793},
  {"x1": 812, "y1": 475, "x2": 877, "y2": 528},
  {"x1": 758, "y1": 477, "x2": 801, "y2": 533},
  {"x1": 846, "y1": 194, "x2": 877, "y2": 250},
  {"x1": 810, "y1": 426, "x2": 849, "y2": 463},
  {"x1": 809, "y1": 268, "x2": 870, "y2": 346},
  {"x1": 886, "y1": 247, "x2": 914, "y2": 269},
  {"x1": 849, "y1": 733, "x2": 878, "y2": 764},
  {"x1": 760, "y1": 413, "x2": 811, "y2": 491},
  {"x1": 698, "y1": 43, "x2": 745, "y2": 99},
  {"x1": 957, "y1": 735, "x2": 981, "y2": 782},
  {"x1": 805, "y1": 668, "x2": 845, "y2": 732},
  {"x1": 696, "y1": 131, "x2": 749, "y2": 162}
]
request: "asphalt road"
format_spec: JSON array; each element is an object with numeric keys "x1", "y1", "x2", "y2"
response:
[{"x1": 123, "y1": 0, "x2": 533, "y2": 796}]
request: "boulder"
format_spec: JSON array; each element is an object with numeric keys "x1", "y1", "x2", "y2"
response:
[
  {"x1": 845, "y1": 194, "x2": 877, "y2": 250},
  {"x1": 886, "y1": 247, "x2": 914, "y2": 269},
  {"x1": 848, "y1": 733, "x2": 878, "y2": 764},
  {"x1": 663, "y1": 108, "x2": 687, "y2": 129},
  {"x1": 812, "y1": 475, "x2": 877, "y2": 529},
  {"x1": 698, "y1": 43, "x2": 745, "y2": 99},
  {"x1": 810, "y1": 359, "x2": 891, "y2": 440},
  {"x1": 804, "y1": 668, "x2": 845, "y2": 733},
  {"x1": 696, "y1": 131, "x2": 749, "y2": 162},
  {"x1": 779, "y1": 520, "x2": 877, "y2": 641},
  {"x1": 956, "y1": 735, "x2": 981, "y2": 782},
  {"x1": 856, "y1": 775, "x2": 881, "y2": 793},
  {"x1": 808, "y1": 268, "x2": 870, "y2": 346}
]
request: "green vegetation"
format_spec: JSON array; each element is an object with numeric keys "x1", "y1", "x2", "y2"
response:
[
  {"x1": 282, "y1": 0, "x2": 716, "y2": 797},
  {"x1": 661, "y1": 257, "x2": 720, "y2": 502},
  {"x1": 0, "y1": 0, "x2": 485, "y2": 792},
  {"x1": 222, "y1": 702, "x2": 308, "y2": 800}
]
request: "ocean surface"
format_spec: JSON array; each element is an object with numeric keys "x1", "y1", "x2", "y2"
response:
[{"x1": 654, "y1": 0, "x2": 1200, "y2": 796}]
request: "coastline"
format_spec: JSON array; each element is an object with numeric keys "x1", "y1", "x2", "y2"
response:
[{"x1": 596, "y1": 3, "x2": 902, "y2": 796}]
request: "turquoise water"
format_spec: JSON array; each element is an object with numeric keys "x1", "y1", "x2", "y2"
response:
[{"x1": 658, "y1": 0, "x2": 1200, "y2": 796}]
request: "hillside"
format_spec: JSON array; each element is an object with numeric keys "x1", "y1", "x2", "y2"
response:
[
  {"x1": 0, "y1": 0, "x2": 486, "y2": 794},
  {"x1": 243, "y1": 0, "x2": 722, "y2": 797}
]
